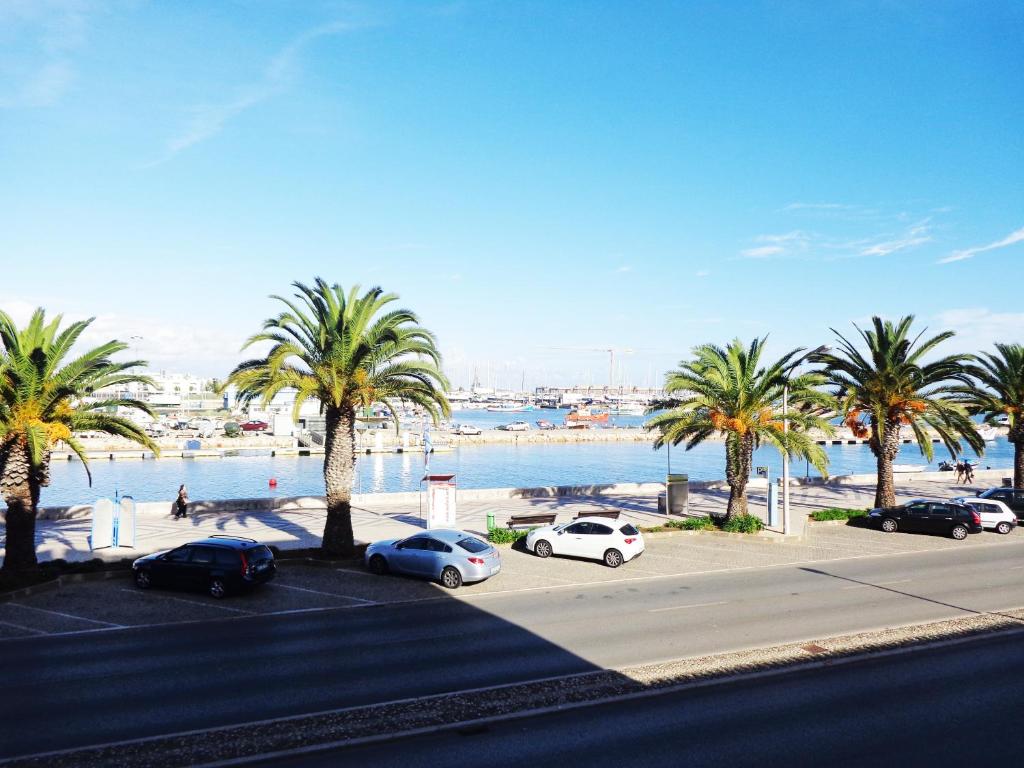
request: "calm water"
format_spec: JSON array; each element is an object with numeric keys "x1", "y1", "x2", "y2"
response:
[{"x1": 36, "y1": 422, "x2": 1016, "y2": 508}]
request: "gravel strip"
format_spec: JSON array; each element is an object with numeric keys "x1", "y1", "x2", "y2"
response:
[{"x1": 7, "y1": 608, "x2": 1024, "y2": 768}]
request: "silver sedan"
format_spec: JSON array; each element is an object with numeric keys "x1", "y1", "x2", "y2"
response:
[{"x1": 364, "y1": 529, "x2": 501, "y2": 589}]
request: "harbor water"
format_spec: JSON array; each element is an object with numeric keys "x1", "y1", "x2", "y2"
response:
[{"x1": 35, "y1": 412, "x2": 1017, "y2": 508}]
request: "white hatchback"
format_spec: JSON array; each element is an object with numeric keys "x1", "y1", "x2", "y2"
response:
[
  {"x1": 952, "y1": 496, "x2": 1018, "y2": 535},
  {"x1": 525, "y1": 517, "x2": 645, "y2": 567}
]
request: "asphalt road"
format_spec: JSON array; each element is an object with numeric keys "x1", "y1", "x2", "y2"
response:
[
  {"x1": 4, "y1": 540, "x2": 1024, "y2": 760},
  {"x1": 280, "y1": 630, "x2": 1024, "y2": 768}
]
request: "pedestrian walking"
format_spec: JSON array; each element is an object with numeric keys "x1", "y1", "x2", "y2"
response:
[{"x1": 175, "y1": 484, "x2": 189, "y2": 519}]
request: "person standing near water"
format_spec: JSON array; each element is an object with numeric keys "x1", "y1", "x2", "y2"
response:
[{"x1": 175, "y1": 484, "x2": 189, "y2": 519}]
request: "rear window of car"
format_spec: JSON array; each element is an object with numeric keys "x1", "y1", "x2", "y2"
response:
[
  {"x1": 619, "y1": 524, "x2": 639, "y2": 535},
  {"x1": 456, "y1": 537, "x2": 489, "y2": 553},
  {"x1": 244, "y1": 545, "x2": 274, "y2": 562}
]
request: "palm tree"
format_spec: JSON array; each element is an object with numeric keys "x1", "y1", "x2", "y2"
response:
[
  {"x1": 956, "y1": 344, "x2": 1024, "y2": 489},
  {"x1": 0, "y1": 309, "x2": 158, "y2": 574},
  {"x1": 646, "y1": 338, "x2": 832, "y2": 520},
  {"x1": 814, "y1": 316, "x2": 983, "y2": 509},
  {"x1": 226, "y1": 280, "x2": 450, "y2": 556}
]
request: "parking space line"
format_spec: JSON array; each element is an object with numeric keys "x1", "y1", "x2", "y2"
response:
[
  {"x1": 0, "y1": 619, "x2": 47, "y2": 635},
  {"x1": 648, "y1": 601, "x2": 729, "y2": 613},
  {"x1": 272, "y1": 584, "x2": 378, "y2": 605},
  {"x1": 8, "y1": 603, "x2": 125, "y2": 628},
  {"x1": 116, "y1": 588, "x2": 255, "y2": 615}
]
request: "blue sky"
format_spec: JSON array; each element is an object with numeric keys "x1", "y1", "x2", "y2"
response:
[{"x1": 1, "y1": 1, "x2": 1022, "y2": 388}]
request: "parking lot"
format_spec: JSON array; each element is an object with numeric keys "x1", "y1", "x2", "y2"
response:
[{"x1": 2, "y1": 520, "x2": 1021, "y2": 641}]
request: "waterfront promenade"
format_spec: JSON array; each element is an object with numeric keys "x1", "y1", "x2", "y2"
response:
[{"x1": 4, "y1": 471, "x2": 1012, "y2": 565}]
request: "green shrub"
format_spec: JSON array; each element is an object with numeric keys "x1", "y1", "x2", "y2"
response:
[
  {"x1": 666, "y1": 516, "x2": 716, "y2": 531},
  {"x1": 811, "y1": 507, "x2": 869, "y2": 522},
  {"x1": 488, "y1": 528, "x2": 532, "y2": 545},
  {"x1": 223, "y1": 422, "x2": 241, "y2": 438},
  {"x1": 721, "y1": 513, "x2": 764, "y2": 534}
]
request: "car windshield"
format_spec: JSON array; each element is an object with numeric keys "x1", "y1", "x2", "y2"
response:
[{"x1": 456, "y1": 537, "x2": 489, "y2": 554}]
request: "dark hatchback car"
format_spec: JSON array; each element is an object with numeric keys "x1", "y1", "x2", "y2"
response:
[
  {"x1": 977, "y1": 488, "x2": 1024, "y2": 520},
  {"x1": 133, "y1": 536, "x2": 276, "y2": 598},
  {"x1": 869, "y1": 499, "x2": 983, "y2": 540}
]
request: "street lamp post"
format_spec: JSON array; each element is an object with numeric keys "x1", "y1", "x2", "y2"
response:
[{"x1": 782, "y1": 345, "x2": 829, "y2": 536}]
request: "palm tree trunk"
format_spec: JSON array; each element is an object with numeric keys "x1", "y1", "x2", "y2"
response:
[
  {"x1": 871, "y1": 418, "x2": 902, "y2": 509},
  {"x1": 1012, "y1": 434, "x2": 1024, "y2": 490},
  {"x1": 724, "y1": 433, "x2": 753, "y2": 520},
  {"x1": 1, "y1": 443, "x2": 41, "y2": 574},
  {"x1": 321, "y1": 405, "x2": 356, "y2": 556}
]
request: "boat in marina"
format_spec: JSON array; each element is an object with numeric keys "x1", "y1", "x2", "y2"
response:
[
  {"x1": 609, "y1": 402, "x2": 647, "y2": 416},
  {"x1": 565, "y1": 405, "x2": 609, "y2": 424},
  {"x1": 486, "y1": 402, "x2": 535, "y2": 413},
  {"x1": 978, "y1": 425, "x2": 1000, "y2": 441}
]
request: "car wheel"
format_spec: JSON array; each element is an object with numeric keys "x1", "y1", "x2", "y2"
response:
[
  {"x1": 209, "y1": 578, "x2": 227, "y2": 599},
  {"x1": 440, "y1": 566, "x2": 463, "y2": 589},
  {"x1": 368, "y1": 554, "x2": 389, "y2": 575},
  {"x1": 134, "y1": 570, "x2": 151, "y2": 589},
  {"x1": 950, "y1": 524, "x2": 969, "y2": 540},
  {"x1": 534, "y1": 540, "x2": 553, "y2": 558},
  {"x1": 996, "y1": 521, "x2": 1012, "y2": 535},
  {"x1": 880, "y1": 518, "x2": 898, "y2": 533},
  {"x1": 604, "y1": 549, "x2": 624, "y2": 568}
]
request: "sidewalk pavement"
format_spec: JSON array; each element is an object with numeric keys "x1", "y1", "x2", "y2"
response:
[{"x1": 4, "y1": 475, "x2": 1000, "y2": 564}]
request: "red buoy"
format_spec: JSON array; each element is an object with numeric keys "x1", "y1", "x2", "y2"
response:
[{"x1": 269, "y1": 478, "x2": 278, "y2": 487}]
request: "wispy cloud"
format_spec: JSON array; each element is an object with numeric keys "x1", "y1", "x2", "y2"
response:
[
  {"x1": 741, "y1": 219, "x2": 933, "y2": 261},
  {"x1": 695, "y1": 269, "x2": 711, "y2": 278},
  {"x1": 0, "y1": 0, "x2": 95, "y2": 109},
  {"x1": 741, "y1": 245, "x2": 785, "y2": 258},
  {"x1": 615, "y1": 265, "x2": 633, "y2": 273},
  {"x1": 938, "y1": 226, "x2": 1024, "y2": 264},
  {"x1": 740, "y1": 231, "x2": 810, "y2": 259},
  {"x1": 934, "y1": 307, "x2": 1024, "y2": 351},
  {"x1": 147, "y1": 20, "x2": 352, "y2": 166},
  {"x1": 858, "y1": 221, "x2": 931, "y2": 257}
]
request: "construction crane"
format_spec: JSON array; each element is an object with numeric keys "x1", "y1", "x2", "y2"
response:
[{"x1": 539, "y1": 347, "x2": 635, "y2": 388}]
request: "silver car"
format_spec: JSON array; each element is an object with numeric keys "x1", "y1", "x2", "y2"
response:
[{"x1": 364, "y1": 529, "x2": 501, "y2": 589}]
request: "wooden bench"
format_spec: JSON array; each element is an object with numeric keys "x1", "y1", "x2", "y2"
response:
[
  {"x1": 506, "y1": 513, "x2": 557, "y2": 529},
  {"x1": 573, "y1": 509, "x2": 621, "y2": 521}
]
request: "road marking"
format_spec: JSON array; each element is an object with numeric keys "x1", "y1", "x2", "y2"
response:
[
  {"x1": 117, "y1": 589, "x2": 255, "y2": 615},
  {"x1": 272, "y1": 584, "x2": 377, "y2": 604},
  {"x1": 7, "y1": 603, "x2": 124, "y2": 628},
  {"x1": 0, "y1": 619, "x2": 46, "y2": 635},
  {"x1": 1009, "y1": 565, "x2": 1024, "y2": 570},
  {"x1": 648, "y1": 601, "x2": 729, "y2": 613}
]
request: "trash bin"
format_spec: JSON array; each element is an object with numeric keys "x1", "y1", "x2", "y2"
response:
[
  {"x1": 1003, "y1": 477, "x2": 1013, "y2": 488},
  {"x1": 666, "y1": 473, "x2": 689, "y2": 515},
  {"x1": 486, "y1": 510, "x2": 496, "y2": 531}
]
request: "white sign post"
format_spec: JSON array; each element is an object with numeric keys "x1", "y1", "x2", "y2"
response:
[
  {"x1": 90, "y1": 496, "x2": 138, "y2": 551},
  {"x1": 118, "y1": 496, "x2": 137, "y2": 548},
  {"x1": 90, "y1": 498, "x2": 114, "y2": 551},
  {"x1": 425, "y1": 474, "x2": 457, "y2": 529}
]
